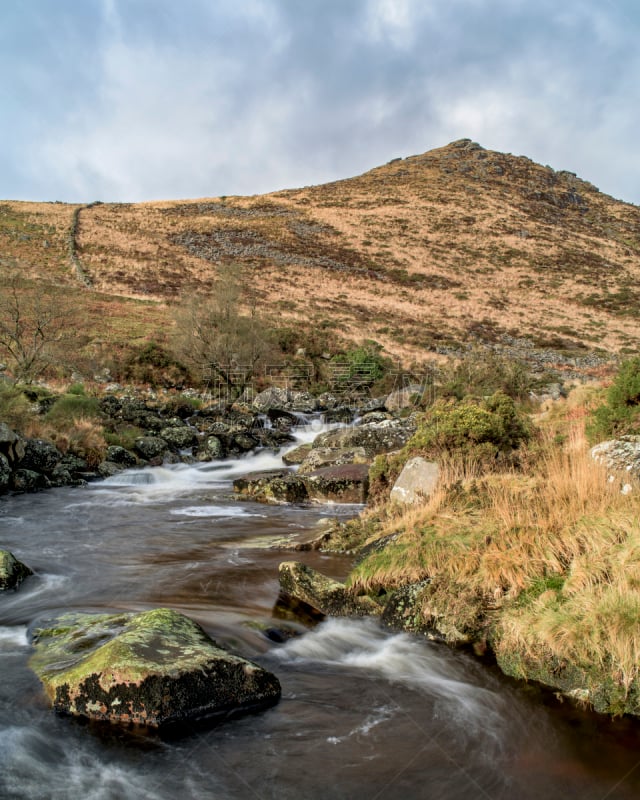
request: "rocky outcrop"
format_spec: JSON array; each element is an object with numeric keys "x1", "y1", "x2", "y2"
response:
[
  {"x1": 0, "y1": 422, "x2": 25, "y2": 466},
  {"x1": 0, "y1": 550, "x2": 33, "y2": 591},
  {"x1": 253, "y1": 388, "x2": 317, "y2": 413},
  {"x1": 278, "y1": 561, "x2": 381, "y2": 617},
  {"x1": 390, "y1": 457, "x2": 440, "y2": 505},
  {"x1": 297, "y1": 446, "x2": 369, "y2": 475},
  {"x1": 29, "y1": 608, "x2": 281, "y2": 729}
]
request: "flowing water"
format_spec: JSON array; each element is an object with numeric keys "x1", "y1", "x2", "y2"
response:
[{"x1": 2, "y1": 422, "x2": 640, "y2": 799}]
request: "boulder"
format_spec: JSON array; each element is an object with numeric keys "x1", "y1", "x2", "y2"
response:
[
  {"x1": 281, "y1": 443, "x2": 313, "y2": 466},
  {"x1": 0, "y1": 422, "x2": 25, "y2": 465},
  {"x1": 267, "y1": 408, "x2": 299, "y2": 429},
  {"x1": 106, "y1": 445, "x2": 137, "y2": 468},
  {"x1": 390, "y1": 457, "x2": 440, "y2": 505},
  {"x1": 591, "y1": 436, "x2": 640, "y2": 477},
  {"x1": 160, "y1": 426, "x2": 197, "y2": 450},
  {"x1": 19, "y1": 439, "x2": 62, "y2": 474},
  {"x1": 385, "y1": 384, "x2": 425, "y2": 412},
  {"x1": 196, "y1": 435, "x2": 224, "y2": 461},
  {"x1": 253, "y1": 387, "x2": 292, "y2": 412},
  {"x1": 297, "y1": 446, "x2": 369, "y2": 475},
  {"x1": 11, "y1": 468, "x2": 48, "y2": 492},
  {"x1": 301, "y1": 463, "x2": 370, "y2": 504},
  {"x1": 134, "y1": 436, "x2": 169, "y2": 462},
  {"x1": 0, "y1": 452, "x2": 10, "y2": 490},
  {"x1": 278, "y1": 561, "x2": 381, "y2": 617},
  {"x1": 312, "y1": 418, "x2": 415, "y2": 457},
  {"x1": 233, "y1": 469, "x2": 309, "y2": 504},
  {"x1": 0, "y1": 550, "x2": 33, "y2": 591},
  {"x1": 28, "y1": 608, "x2": 281, "y2": 729}
]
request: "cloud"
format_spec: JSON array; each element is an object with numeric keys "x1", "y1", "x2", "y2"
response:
[{"x1": 2, "y1": 0, "x2": 639, "y2": 203}]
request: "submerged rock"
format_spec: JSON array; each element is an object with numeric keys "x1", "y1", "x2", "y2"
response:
[
  {"x1": 278, "y1": 561, "x2": 381, "y2": 617},
  {"x1": 29, "y1": 608, "x2": 281, "y2": 729},
  {"x1": 0, "y1": 550, "x2": 33, "y2": 591}
]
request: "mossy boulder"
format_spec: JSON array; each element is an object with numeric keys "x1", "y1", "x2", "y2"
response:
[
  {"x1": 297, "y1": 446, "x2": 370, "y2": 476},
  {"x1": 28, "y1": 608, "x2": 281, "y2": 729},
  {"x1": 0, "y1": 550, "x2": 33, "y2": 591},
  {"x1": 278, "y1": 561, "x2": 381, "y2": 617}
]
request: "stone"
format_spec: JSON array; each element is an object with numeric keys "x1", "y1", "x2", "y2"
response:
[
  {"x1": 591, "y1": 436, "x2": 640, "y2": 477},
  {"x1": 281, "y1": 443, "x2": 313, "y2": 465},
  {"x1": 0, "y1": 422, "x2": 25, "y2": 465},
  {"x1": 28, "y1": 608, "x2": 281, "y2": 729},
  {"x1": 197, "y1": 435, "x2": 224, "y2": 461},
  {"x1": 0, "y1": 452, "x2": 10, "y2": 490},
  {"x1": 233, "y1": 469, "x2": 309, "y2": 504},
  {"x1": 278, "y1": 561, "x2": 380, "y2": 617},
  {"x1": 159, "y1": 426, "x2": 197, "y2": 450},
  {"x1": 390, "y1": 457, "x2": 440, "y2": 505},
  {"x1": 312, "y1": 418, "x2": 415, "y2": 457},
  {"x1": 106, "y1": 445, "x2": 137, "y2": 468},
  {"x1": 253, "y1": 387, "x2": 292, "y2": 412},
  {"x1": 301, "y1": 463, "x2": 370, "y2": 504},
  {"x1": 134, "y1": 436, "x2": 169, "y2": 461},
  {"x1": 19, "y1": 439, "x2": 62, "y2": 474},
  {"x1": 0, "y1": 550, "x2": 33, "y2": 591},
  {"x1": 297, "y1": 446, "x2": 369, "y2": 475},
  {"x1": 11, "y1": 468, "x2": 48, "y2": 492},
  {"x1": 385, "y1": 384, "x2": 426, "y2": 412}
]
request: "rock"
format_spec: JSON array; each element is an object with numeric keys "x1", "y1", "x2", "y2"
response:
[
  {"x1": 0, "y1": 452, "x2": 10, "y2": 490},
  {"x1": 253, "y1": 387, "x2": 292, "y2": 412},
  {"x1": 321, "y1": 407, "x2": 355, "y2": 424},
  {"x1": 19, "y1": 439, "x2": 62, "y2": 474},
  {"x1": 281, "y1": 443, "x2": 313, "y2": 465},
  {"x1": 0, "y1": 422, "x2": 25, "y2": 465},
  {"x1": 380, "y1": 581, "x2": 432, "y2": 634},
  {"x1": 29, "y1": 609, "x2": 281, "y2": 729},
  {"x1": 196, "y1": 435, "x2": 224, "y2": 461},
  {"x1": 106, "y1": 445, "x2": 137, "y2": 468},
  {"x1": 390, "y1": 457, "x2": 440, "y2": 505},
  {"x1": 278, "y1": 561, "x2": 381, "y2": 617},
  {"x1": 359, "y1": 411, "x2": 392, "y2": 424},
  {"x1": 11, "y1": 468, "x2": 48, "y2": 492},
  {"x1": 232, "y1": 433, "x2": 259, "y2": 452},
  {"x1": 159, "y1": 426, "x2": 197, "y2": 450},
  {"x1": 591, "y1": 436, "x2": 640, "y2": 477},
  {"x1": 233, "y1": 469, "x2": 309, "y2": 504},
  {"x1": 0, "y1": 550, "x2": 33, "y2": 591},
  {"x1": 134, "y1": 436, "x2": 169, "y2": 461},
  {"x1": 267, "y1": 408, "x2": 299, "y2": 429},
  {"x1": 302, "y1": 463, "x2": 370, "y2": 504},
  {"x1": 298, "y1": 447, "x2": 369, "y2": 475},
  {"x1": 312, "y1": 418, "x2": 415, "y2": 457},
  {"x1": 385, "y1": 384, "x2": 425, "y2": 412},
  {"x1": 97, "y1": 461, "x2": 122, "y2": 478}
]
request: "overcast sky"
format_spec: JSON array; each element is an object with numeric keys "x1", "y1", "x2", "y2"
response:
[{"x1": 2, "y1": 0, "x2": 639, "y2": 205}]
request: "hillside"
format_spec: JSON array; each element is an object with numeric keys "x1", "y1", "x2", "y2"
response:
[{"x1": 1, "y1": 139, "x2": 639, "y2": 376}]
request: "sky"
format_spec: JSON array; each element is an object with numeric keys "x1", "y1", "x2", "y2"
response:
[{"x1": 2, "y1": 0, "x2": 639, "y2": 205}]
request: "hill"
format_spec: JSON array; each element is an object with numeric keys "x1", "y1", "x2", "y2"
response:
[{"x1": 1, "y1": 139, "x2": 639, "y2": 379}]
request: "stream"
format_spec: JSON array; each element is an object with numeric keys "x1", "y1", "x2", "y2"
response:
[{"x1": 2, "y1": 421, "x2": 640, "y2": 799}]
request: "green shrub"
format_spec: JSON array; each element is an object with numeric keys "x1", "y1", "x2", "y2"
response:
[
  {"x1": 0, "y1": 384, "x2": 34, "y2": 431},
  {"x1": 406, "y1": 392, "x2": 531, "y2": 463},
  {"x1": 45, "y1": 394, "x2": 102, "y2": 425},
  {"x1": 123, "y1": 341, "x2": 191, "y2": 388},
  {"x1": 589, "y1": 357, "x2": 640, "y2": 440},
  {"x1": 439, "y1": 348, "x2": 532, "y2": 401},
  {"x1": 67, "y1": 382, "x2": 86, "y2": 396}
]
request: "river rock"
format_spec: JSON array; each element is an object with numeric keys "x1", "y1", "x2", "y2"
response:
[
  {"x1": 390, "y1": 457, "x2": 440, "y2": 505},
  {"x1": 312, "y1": 418, "x2": 415, "y2": 457},
  {"x1": 385, "y1": 384, "x2": 425, "y2": 412},
  {"x1": 196, "y1": 434, "x2": 224, "y2": 461},
  {"x1": 0, "y1": 452, "x2": 10, "y2": 490},
  {"x1": 134, "y1": 436, "x2": 169, "y2": 461},
  {"x1": 106, "y1": 445, "x2": 138, "y2": 468},
  {"x1": 0, "y1": 422, "x2": 25, "y2": 465},
  {"x1": 297, "y1": 447, "x2": 370, "y2": 476},
  {"x1": 28, "y1": 608, "x2": 281, "y2": 729},
  {"x1": 233, "y1": 469, "x2": 309, "y2": 504},
  {"x1": 19, "y1": 439, "x2": 62, "y2": 474},
  {"x1": 282, "y1": 443, "x2": 313, "y2": 465},
  {"x1": 11, "y1": 468, "x2": 48, "y2": 492},
  {"x1": 160, "y1": 425, "x2": 197, "y2": 450},
  {"x1": 0, "y1": 550, "x2": 33, "y2": 591},
  {"x1": 253, "y1": 387, "x2": 293, "y2": 412},
  {"x1": 301, "y1": 463, "x2": 370, "y2": 504},
  {"x1": 278, "y1": 562, "x2": 381, "y2": 617}
]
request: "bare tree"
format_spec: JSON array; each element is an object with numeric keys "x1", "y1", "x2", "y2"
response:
[
  {"x1": 172, "y1": 264, "x2": 272, "y2": 403},
  {"x1": 0, "y1": 273, "x2": 72, "y2": 383}
]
